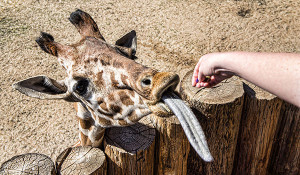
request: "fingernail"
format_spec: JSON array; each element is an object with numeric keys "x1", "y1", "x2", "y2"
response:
[{"x1": 196, "y1": 78, "x2": 199, "y2": 83}]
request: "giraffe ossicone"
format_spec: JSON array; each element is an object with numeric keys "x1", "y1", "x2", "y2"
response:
[{"x1": 13, "y1": 9, "x2": 213, "y2": 162}]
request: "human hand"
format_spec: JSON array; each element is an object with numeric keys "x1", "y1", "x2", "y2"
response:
[{"x1": 192, "y1": 53, "x2": 234, "y2": 88}]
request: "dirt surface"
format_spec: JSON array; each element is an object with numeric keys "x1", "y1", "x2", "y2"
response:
[{"x1": 1, "y1": 0, "x2": 300, "y2": 164}]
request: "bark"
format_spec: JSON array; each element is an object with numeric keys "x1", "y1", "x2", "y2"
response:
[
  {"x1": 268, "y1": 102, "x2": 299, "y2": 175},
  {"x1": 232, "y1": 82, "x2": 283, "y2": 175},
  {"x1": 180, "y1": 70, "x2": 244, "y2": 175},
  {"x1": 104, "y1": 116, "x2": 156, "y2": 175},
  {"x1": 149, "y1": 114, "x2": 190, "y2": 175}
]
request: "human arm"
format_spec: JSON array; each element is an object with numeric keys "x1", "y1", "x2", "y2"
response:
[{"x1": 192, "y1": 52, "x2": 300, "y2": 107}]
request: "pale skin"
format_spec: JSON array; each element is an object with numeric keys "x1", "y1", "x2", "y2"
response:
[{"x1": 192, "y1": 52, "x2": 300, "y2": 108}]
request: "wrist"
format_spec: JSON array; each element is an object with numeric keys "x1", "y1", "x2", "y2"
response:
[{"x1": 209, "y1": 52, "x2": 234, "y2": 74}]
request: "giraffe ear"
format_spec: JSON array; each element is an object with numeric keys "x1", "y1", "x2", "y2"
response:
[
  {"x1": 36, "y1": 32, "x2": 58, "y2": 57},
  {"x1": 13, "y1": 76, "x2": 69, "y2": 100},
  {"x1": 69, "y1": 9, "x2": 106, "y2": 41},
  {"x1": 115, "y1": 30, "x2": 137, "y2": 59}
]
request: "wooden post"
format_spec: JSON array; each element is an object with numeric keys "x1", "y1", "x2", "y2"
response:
[
  {"x1": 0, "y1": 153, "x2": 55, "y2": 175},
  {"x1": 268, "y1": 102, "x2": 299, "y2": 175},
  {"x1": 180, "y1": 70, "x2": 244, "y2": 175},
  {"x1": 232, "y1": 82, "x2": 283, "y2": 175},
  {"x1": 149, "y1": 114, "x2": 190, "y2": 175},
  {"x1": 104, "y1": 116, "x2": 156, "y2": 175},
  {"x1": 56, "y1": 146, "x2": 107, "y2": 175}
]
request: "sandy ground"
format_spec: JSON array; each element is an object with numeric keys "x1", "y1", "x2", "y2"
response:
[{"x1": 1, "y1": 0, "x2": 300, "y2": 164}]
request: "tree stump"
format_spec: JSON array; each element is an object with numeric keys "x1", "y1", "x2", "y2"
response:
[
  {"x1": 0, "y1": 153, "x2": 55, "y2": 175},
  {"x1": 56, "y1": 146, "x2": 106, "y2": 175},
  {"x1": 104, "y1": 116, "x2": 156, "y2": 175},
  {"x1": 180, "y1": 70, "x2": 244, "y2": 175},
  {"x1": 268, "y1": 102, "x2": 299, "y2": 175},
  {"x1": 149, "y1": 114, "x2": 190, "y2": 175},
  {"x1": 232, "y1": 81, "x2": 283, "y2": 175}
]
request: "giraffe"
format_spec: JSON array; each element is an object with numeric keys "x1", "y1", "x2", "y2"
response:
[{"x1": 13, "y1": 9, "x2": 213, "y2": 162}]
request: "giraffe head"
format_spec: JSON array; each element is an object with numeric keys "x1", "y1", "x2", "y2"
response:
[
  {"x1": 13, "y1": 9, "x2": 179, "y2": 127},
  {"x1": 14, "y1": 10, "x2": 213, "y2": 162}
]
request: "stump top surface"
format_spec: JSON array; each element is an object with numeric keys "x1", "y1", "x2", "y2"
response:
[
  {"x1": 105, "y1": 118, "x2": 156, "y2": 154},
  {"x1": 242, "y1": 80, "x2": 276, "y2": 100},
  {"x1": 180, "y1": 70, "x2": 244, "y2": 104},
  {"x1": 56, "y1": 146, "x2": 105, "y2": 175},
  {"x1": 0, "y1": 153, "x2": 54, "y2": 175}
]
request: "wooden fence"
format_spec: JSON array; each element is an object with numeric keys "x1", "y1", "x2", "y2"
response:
[{"x1": 0, "y1": 70, "x2": 298, "y2": 175}]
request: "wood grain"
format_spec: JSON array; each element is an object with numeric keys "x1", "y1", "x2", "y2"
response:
[
  {"x1": 268, "y1": 102, "x2": 299, "y2": 175},
  {"x1": 232, "y1": 81, "x2": 283, "y2": 175},
  {"x1": 56, "y1": 146, "x2": 106, "y2": 175},
  {"x1": 180, "y1": 70, "x2": 244, "y2": 175},
  {"x1": 104, "y1": 116, "x2": 156, "y2": 175},
  {"x1": 0, "y1": 153, "x2": 55, "y2": 175},
  {"x1": 149, "y1": 114, "x2": 190, "y2": 175}
]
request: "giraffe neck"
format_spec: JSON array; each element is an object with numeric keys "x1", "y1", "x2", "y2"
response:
[{"x1": 74, "y1": 91, "x2": 152, "y2": 147}]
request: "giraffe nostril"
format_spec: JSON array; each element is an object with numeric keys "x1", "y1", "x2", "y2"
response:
[{"x1": 141, "y1": 78, "x2": 152, "y2": 87}]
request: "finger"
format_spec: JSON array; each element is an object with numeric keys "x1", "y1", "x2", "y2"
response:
[
  {"x1": 192, "y1": 61, "x2": 201, "y2": 86},
  {"x1": 200, "y1": 81, "x2": 211, "y2": 88},
  {"x1": 197, "y1": 67, "x2": 205, "y2": 83},
  {"x1": 199, "y1": 76, "x2": 216, "y2": 88},
  {"x1": 197, "y1": 59, "x2": 207, "y2": 83}
]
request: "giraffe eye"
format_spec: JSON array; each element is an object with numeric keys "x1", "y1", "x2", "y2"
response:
[
  {"x1": 141, "y1": 78, "x2": 152, "y2": 87},
  {"x1": 75, "y1": 79, "x2": 89, "y2": 95}
]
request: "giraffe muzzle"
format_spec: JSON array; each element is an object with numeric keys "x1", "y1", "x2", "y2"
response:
[{"x1": 148, "y1": 72, "x2": 179, "y2": 104}]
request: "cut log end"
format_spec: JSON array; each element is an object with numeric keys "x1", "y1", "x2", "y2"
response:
[
  {"x1": 0, "y1": 153, "x2": 55, "y2": 175},
  {"x1": 56, "y1": 146, "x2": 106, "y2": 175},
  {"x1": 104, "y1": 116, "x2": 156, "y2": 174},
  {"x1": 242, "y1": 80, "x2": 276, "y2": 100},
  {"x1": 105, "y1": 116, "x2": 156, "y2": 154},
  {"x1": 180, "y1": 70, "x2": 244, "y2": 116}
]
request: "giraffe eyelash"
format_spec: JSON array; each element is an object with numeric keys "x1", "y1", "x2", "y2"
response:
[{"x1": 74, "y1": 79, "x2": 89, "y2": 95}]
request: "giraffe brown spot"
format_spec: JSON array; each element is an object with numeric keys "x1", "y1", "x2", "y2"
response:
[
  {"x1": 97, "y1": 117, "x2": 112, "y2": 126},
  {"x1": 95, "y1": 129, "x2": 105, "y2": 140},
  {"x1": 97, "y1": 97, "x2": 104, "y2": 105},
  {"x1": 94, "y1": 57, "x2": 98, "y2": 62},
  {"x1": 121, "y1": 74, "x2": 128, "y2": 86},
  {"x1": 118, "y1": 119, "x2": 128, "y2": 126},
  {"x1": 92, "y1": 132, "x2": 104, "y2": 148},
  {"x1": 95, "y1": 70, "x2": 104, "y2": 86},
  {"x1": 110, "y1": 72, "x2": 118, "y2": 86},
  {"x1": 108, "y1": 93, "x2": 115, "y2": 101},
  {"x1": 118, "y1": 91, "x2": 134, "y2": 106},
  {"x1": 97, "y1": 109, "x2": 112, "y2": 116},
  {"x1": 100, "y1": 59, "x2": 110, "y2": 66},
  {"x1": 80, "y1": 132, "x2": 88, "y2": 146},
  {"x1": 79, "y1": 118, "x2": 92, "y2": 129},
  {"x1": 109, "y1": 104, "x2": 122, "y2": 113},
  {"x1": 99, "y1": 102, "x2": 109, "y2": 112},
  {"x1": 128, "y1": 110, "x2": 139, "y2": 122},
  {"x1": 139, "y1": 97, "x2": 144, "y2": 105}
]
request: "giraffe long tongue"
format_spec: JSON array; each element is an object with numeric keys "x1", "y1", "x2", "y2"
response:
[{"x1": 161, "y1": 91, "x2": 213, "y2": 162}]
